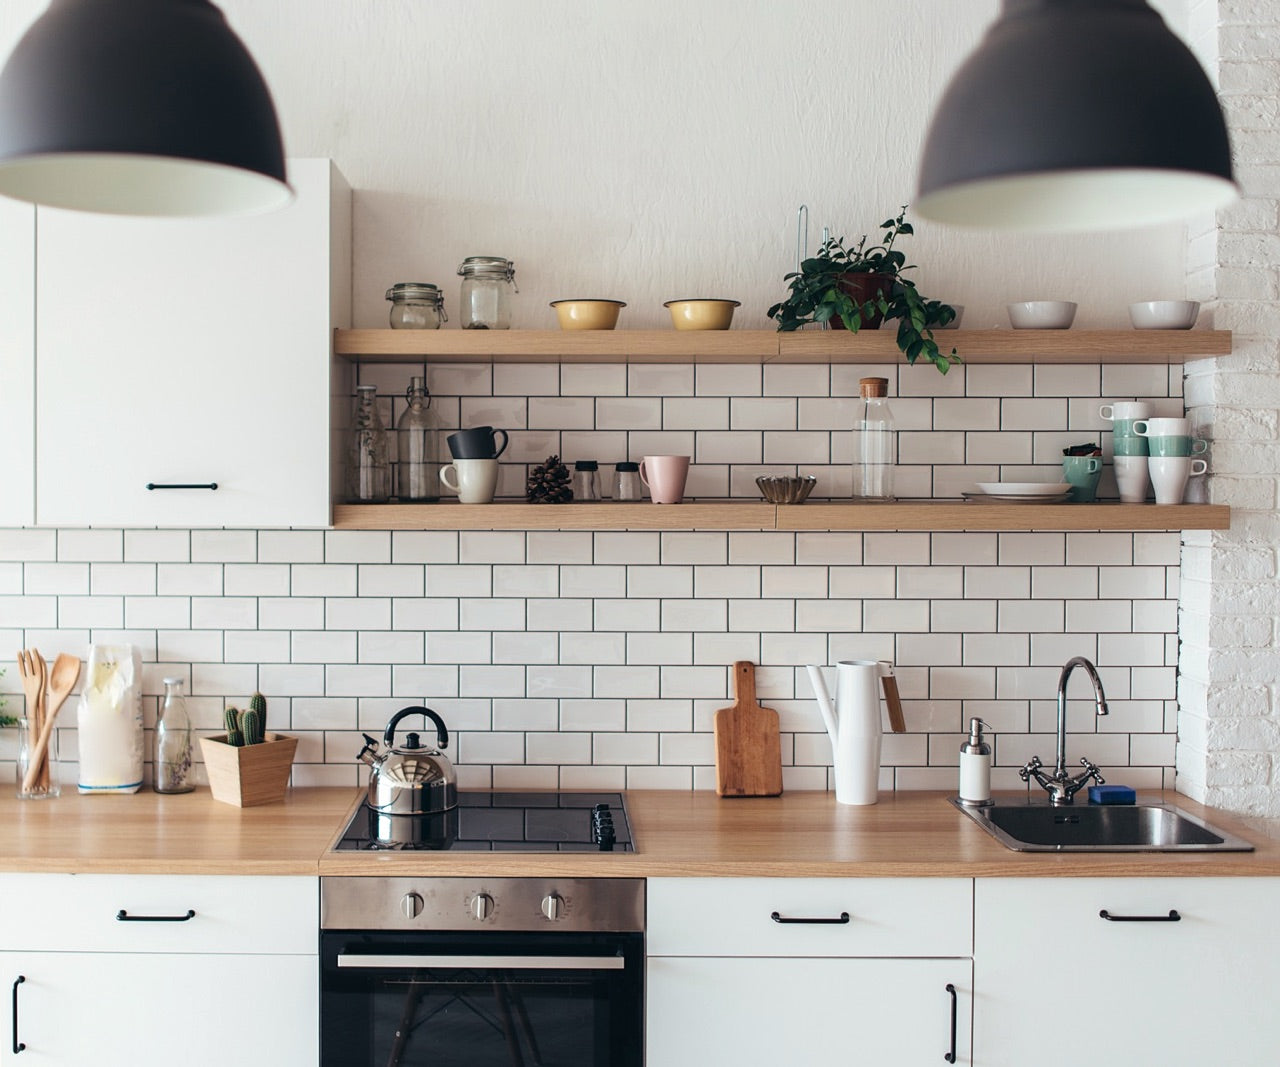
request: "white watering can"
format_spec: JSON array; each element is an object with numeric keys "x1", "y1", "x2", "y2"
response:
[{"x1": 805, "y1": 660, "x2": 905, "y2": 805}]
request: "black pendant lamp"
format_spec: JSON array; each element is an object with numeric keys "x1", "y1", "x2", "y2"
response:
[
  {"x1": 0, "y1": 0, "x2": 291, "y2": 217},
  {"x1": 917, "y1": 0, "x2": 1236, "y2": 231}
]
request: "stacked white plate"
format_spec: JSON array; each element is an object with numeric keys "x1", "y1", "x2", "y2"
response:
[{"x1": 963, "y1": 482, "x2": 1073, "y2": 504}]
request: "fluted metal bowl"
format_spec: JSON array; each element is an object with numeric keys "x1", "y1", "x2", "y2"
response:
[{"x1": 756, "y1": 475, "x2": 817, "y2": 504}]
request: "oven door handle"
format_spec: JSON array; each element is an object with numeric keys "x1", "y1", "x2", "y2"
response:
[{"x1": 337, "y1": 953, "x2": 626, "y2": 971}]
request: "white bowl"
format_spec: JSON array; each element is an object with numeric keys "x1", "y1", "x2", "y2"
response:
[
  {"x1": 1008, "y1": 301, "x2": 1077, "y2": 329},
  {"x1": 1129, "y1": 300, "x2": 1200, "y2": 330}
]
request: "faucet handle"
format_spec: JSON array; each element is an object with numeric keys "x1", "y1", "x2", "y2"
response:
[
  {"x1": 1018, "y1": 755, "x2": 1043, "y2": 783},
  {"x1": 1078, "y1": 757, "x2": 1105, "y2": 786}
]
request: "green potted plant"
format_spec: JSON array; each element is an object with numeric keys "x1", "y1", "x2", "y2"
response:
[{"x1": 767, "y1": 206, "x2": 960, "y2": 374}]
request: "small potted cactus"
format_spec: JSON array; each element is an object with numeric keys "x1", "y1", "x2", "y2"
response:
[{"x1": 198, "y1": 692, "x2": 298, "y2": 807}]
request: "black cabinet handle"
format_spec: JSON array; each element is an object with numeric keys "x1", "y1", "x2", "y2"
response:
[
  {"x1": 1099, "y1": 908, "x2": 1181, "y2": 922},
  {"x1": 944, "y1": 983, "x2": 958, "y2": 1063},
  {"x1": 770, "y1": 910, "x2": 850, "y2": 925},
  {"x1": 12, "y1": 975, "x2": 25, "y2": 1054},
  {"x1": 116, "y1": 908, "x2": 196, "y2": 923},
  {"x1": 145, "y1": 483, "x2": 218, "y2": 491}
]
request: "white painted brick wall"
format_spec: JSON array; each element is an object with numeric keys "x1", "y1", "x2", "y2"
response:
[{"x1": 1177, "y1": 0, "x2": 1280, "y2": 815}]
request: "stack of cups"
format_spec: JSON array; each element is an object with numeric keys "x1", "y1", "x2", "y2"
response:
[
  {"x1": 1134, "y1": 418, "x2": 1209, "y2": 504},
  {"x1": 1100, "y1": 402, "x2": 1153, "y2": 503}
]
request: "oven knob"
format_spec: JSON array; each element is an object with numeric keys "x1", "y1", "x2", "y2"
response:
[
  {"x1": 541, "y1": 893, "x2": 564, "y2": 921},
  {"x1": 401, "y1": 892, "x2": 424, "y2": 920},
  {"x1": 471, "y1": 893, "x2": 494, "y2": 921}
]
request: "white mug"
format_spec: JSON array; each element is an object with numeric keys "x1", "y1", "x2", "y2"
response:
[
  {"x1": 1112, "y1": 455, "x2": 1149, "y2": 504},
  {"x1": 1099, "y1": 401, "x2": 1153, "y2": 422},
  {"x1": 1133, "y1": 416, "x2": 1192, "y2": 437},
  {"x1": 1148, "y1": 456, "x2": 1208, "y2": 505},
  {"x1": 439, "y1": 459, "x2": 499, "y2": 504}
]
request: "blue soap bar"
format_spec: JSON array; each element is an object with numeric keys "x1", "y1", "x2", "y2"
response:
[{"x1": 1088, "y1": 784, "x2": 1136, "y2": 805}]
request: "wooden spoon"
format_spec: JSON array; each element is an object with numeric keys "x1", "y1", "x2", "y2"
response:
[{"x1": 22, "y1": 652, "x2": 80, "y2": 795}]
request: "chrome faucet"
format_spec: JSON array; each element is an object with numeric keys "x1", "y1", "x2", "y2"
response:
[{"x1": 1020, "y1": 656, "x2": 1108, "y2": 805}]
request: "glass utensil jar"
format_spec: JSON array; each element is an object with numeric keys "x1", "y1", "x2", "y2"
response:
[
  {"x1": 386, "y1": 283, "x2": 447, "y2": 330},
  {"x1": 15, "y1": 717, "x2": 59, "y2": 799},
  {"x1": 612, "y1": 461, "x2": 642, "y2": 501},
  {"x1": 852, "y1": 376, "x2": 896, "y2": 501},
  {"x1": 397, "y1": 376, "x2": 441, "y2": 502},
  {"x1": 573, "y1": 460, "x2": 601, "y2": 501},
  {"x1": 347, "y1": 385, "x2": 391, "y2": 503},
  {"x1": 457, "y1": 257, "x2": 517, "y2": 330},
  {"x1": 154, "y1": 678, "x2": 194, "y2": 794}
]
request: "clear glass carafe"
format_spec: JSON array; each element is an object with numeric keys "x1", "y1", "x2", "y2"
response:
[
  {"x1": 386, "y1": 283, "x2": 447, "y2": 330},
  {"x1": 457, "y1": 257, "x2": 517, "y2": 330},
  {"x1": 347, "y1": 384, "x2": 391, "y2": 503},
  {"x1": 396, "y1": 376, "x2": 441, "y2": 502},
  {"x1": 153, "y1": 678, "x2": 194, "y2": 794},
  {"x1": 15, "y1": 716, "x2": 59, "y2": 799},
  {"x1": 852, "y1": 376, "x2": 896, "y2": 501}
]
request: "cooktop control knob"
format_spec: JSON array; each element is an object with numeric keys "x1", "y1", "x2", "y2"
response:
[
  {"x1": 471, "y1": 893, "x2": 494, "y2": 921},
  {"x1": 541, "y1": 893, "x2": 564, "y2": 921},
  {"x1": 401, "y1": 892, "x2": 424, "y2": 919}
]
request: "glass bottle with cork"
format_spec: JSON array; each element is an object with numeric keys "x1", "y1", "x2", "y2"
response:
[
  {"x1": 347, "y1": 384, "x2": 391, "y2": 503},
  {"x1": 852, "y1": 376, "x2": 896, "y2": 501},
  {"x1": 153, "y1": 677, "x2": 194, "y2": 794},
  {"x1": 396, "y1": 376, "x2": 441, "y2": 502}
]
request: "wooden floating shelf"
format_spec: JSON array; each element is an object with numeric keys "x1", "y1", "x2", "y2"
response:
[
  {"x1": 334, "y1": 328, "x2": 1231, "y2": 365},
  {"x1": 333, "y1": 500, "x2": 1230, "y2": 532}
]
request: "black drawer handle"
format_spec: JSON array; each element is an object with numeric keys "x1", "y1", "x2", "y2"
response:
[
  {"x1": 146, "y1": 483, "x2": 218, "y2": 491},
  {"x1": 944, "y1": 982, "x2": 957, "y2": 1063},
  {"x1": 116, "y1": 909, "x2": 196, "y2": 923},
  {"x1": 770, "y1": 910, "x2": 850, "y2": 925},
  {"x1": 1099, "y1": 908, "x2": 1181, "y2": 922},
  {"x1": 12, "y1": 975, "x2": 25, "y2": 1054}
]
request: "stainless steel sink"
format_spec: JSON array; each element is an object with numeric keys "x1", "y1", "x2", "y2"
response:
[{"x1": 952, "y1": 798, "x2": 1255, "y2": 852}]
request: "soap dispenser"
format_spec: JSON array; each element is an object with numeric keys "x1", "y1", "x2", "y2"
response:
[{"x1": 958, "y1": 718, "x2": 993, "y2": 807}]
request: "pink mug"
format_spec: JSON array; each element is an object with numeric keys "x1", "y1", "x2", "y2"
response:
[{"x1": 639, "y1": 455, "x2": 690, "y2": 504}]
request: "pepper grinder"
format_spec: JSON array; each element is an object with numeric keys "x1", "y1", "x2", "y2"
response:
[{"x1": 958, "y1": 718, "x2": 993, "y2": 807}]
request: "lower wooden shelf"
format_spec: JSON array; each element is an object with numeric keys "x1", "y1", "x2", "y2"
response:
[{"x1": 332, "y1": 500, "x2": 1230, "y2": 532}]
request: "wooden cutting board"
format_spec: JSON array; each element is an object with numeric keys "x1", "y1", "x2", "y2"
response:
[{"x1": 713, "y1": 661, "x2": 783, "y2": 797}]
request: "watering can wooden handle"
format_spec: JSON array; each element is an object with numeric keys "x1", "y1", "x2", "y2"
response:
[{"x1": 880, "y1": 672, "x2": 906, "y2": 733}]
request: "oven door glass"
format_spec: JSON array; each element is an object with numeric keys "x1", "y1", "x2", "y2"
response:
[{"x1": 322, "y1": 931, "x2": 643, "y2": 1067}]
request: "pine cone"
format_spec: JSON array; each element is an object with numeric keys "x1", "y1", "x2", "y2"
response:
[{"x1": 526, "y1": 455, "x2": 574, "y2": 504}]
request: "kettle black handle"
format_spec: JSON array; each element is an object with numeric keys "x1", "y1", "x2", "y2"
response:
[{"x1": 384, "y1": 706, "x2": 449, "y2": 749}]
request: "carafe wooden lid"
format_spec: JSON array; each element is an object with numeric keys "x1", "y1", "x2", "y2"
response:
[{"x1": 859, "y1": 376, "x2": 889, "y2": 398}]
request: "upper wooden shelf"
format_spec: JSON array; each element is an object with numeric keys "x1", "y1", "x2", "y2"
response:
[
  {"x1": 334, "y1": 328, "x2": 1232, "y2": 365},
  {"x1": 332, "y1": 500, "x2": 1230, "y2": 532}
]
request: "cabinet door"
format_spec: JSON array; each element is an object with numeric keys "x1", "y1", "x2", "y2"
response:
[
  {"x1": 3, "y1": 952, "x2": 316, "y2": 1066},
  {"x1": 647, "y1": 956, "x2": 971, "y2": 1065},
  {"x1": 35, "y1": 157, "x2": 350, "y2": 528},
  {"x1": 0, "y1": 198, "x2": 34, "y2": 526},
  {"x1": 974, "y1": 877, "x2": 1280, "y2": 1066}
]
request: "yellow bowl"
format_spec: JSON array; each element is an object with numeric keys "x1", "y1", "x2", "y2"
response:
[
  {"x1": 549, "y1": 299, "x2": 626, "y2": 330},
  {"x1": 663, "y1": 298, "x2": 740, "y2": 331}
]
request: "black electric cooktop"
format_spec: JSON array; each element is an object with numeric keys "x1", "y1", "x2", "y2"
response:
[{"x1": 334, "y1": 791, "x2": 634, "y2": 853}]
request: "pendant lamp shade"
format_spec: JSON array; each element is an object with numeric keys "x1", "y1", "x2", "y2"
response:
[
  {"x1": 916, "y1": 0, "x2": 1236, "y2": 232},
  {"x1": 0, "y1": 0, "x2": 291, "y2": 217}
]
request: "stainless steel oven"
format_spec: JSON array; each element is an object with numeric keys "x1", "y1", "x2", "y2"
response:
[{"x1": 321, "y1": 793, "x2": 643, "y2": 1067}]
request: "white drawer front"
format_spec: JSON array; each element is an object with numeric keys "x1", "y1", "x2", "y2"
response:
[
  {"x1": 647, "y1": 877, "x2": 972, "y2": 957},
  {"x1": 0, "y1": 874, "x2": 317, "y2": 954}
]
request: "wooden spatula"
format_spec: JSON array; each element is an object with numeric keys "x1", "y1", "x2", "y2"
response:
[{"x1": 713, "y1": 661, "x2": 783, "y2": 797}]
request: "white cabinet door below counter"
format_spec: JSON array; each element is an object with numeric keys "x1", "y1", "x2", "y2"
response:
[
  {"x1": 3, "y1": 951, "x2": 316, "y2": 1066},
  {"x1": 34, "y1": 157, "x2": 349, "y2": 528},
  {"x1": 647, "y1": 956, "x2": 971, "y2": 1064}
]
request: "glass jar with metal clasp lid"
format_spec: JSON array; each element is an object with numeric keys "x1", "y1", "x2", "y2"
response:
[
  {"x1": 457, "y1": 256, "x2": 518, "y2": 330},
  {"x1": 386, "y1": 283, "x2": 447, "y2": 330}
]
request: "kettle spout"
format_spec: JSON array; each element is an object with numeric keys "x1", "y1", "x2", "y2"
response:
[
  {"x1": 357, "y1": 733, "x2": 382, "y2": 768},
  {"x1": 805, "y1": 665, "x2": 840, "y2": 748}
]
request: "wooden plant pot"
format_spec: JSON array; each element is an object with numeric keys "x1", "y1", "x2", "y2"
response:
[{"x1": 199, "y1": 733, "x2": 298, "y2": 807}]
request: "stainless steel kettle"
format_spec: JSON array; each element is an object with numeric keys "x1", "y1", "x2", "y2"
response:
[{"x1": 358, "y1": 706, "x2": 458, "y2": 815}]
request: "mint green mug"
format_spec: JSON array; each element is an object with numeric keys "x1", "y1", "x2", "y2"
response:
[
  {"x1": 1147, "y1": 435, "x2": 1208, "y2": 458},
  {"x1": 1112, "y1": 436, "x2": 1149, "y2": 457},
  {"x1": 1062, "y1": 455, "x2": 1103, "y2": 502}
]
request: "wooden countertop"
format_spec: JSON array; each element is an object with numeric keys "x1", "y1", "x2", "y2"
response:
[{"x1": 2, "y1": 787, "x2": 1278, "y2": 878}]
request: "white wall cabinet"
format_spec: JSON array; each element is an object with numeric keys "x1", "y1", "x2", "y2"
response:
[
  {"x1": 0, "y1": 874, "x2": 318, "y2": 1066},
  {"x1": 34, "y1": 158, "x2": 350, "y2": 528},
  {"x1": 974, "y1": 877, "x2": 1280, "y2": 1067},
  {"x1": 0, "y1": 198, "x2": 35, "y2": 527},
  {"x1": 647, "y1": 877, "x2": 973, "y2": 1065}
]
